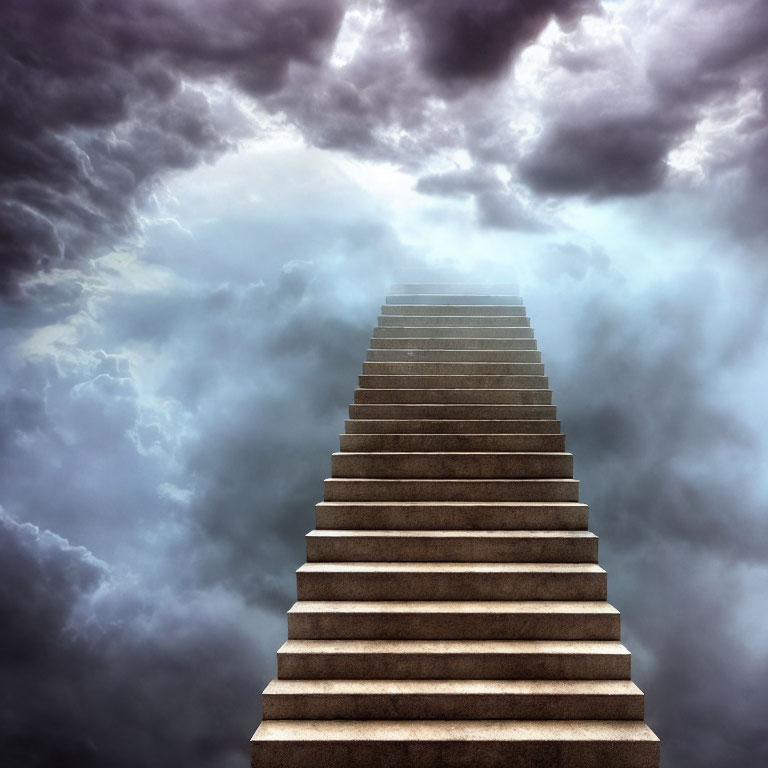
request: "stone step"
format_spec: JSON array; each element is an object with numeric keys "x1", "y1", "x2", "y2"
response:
[
  {"x1": 349, "y1": 404, "x2": 555, "y2": 419},
  {"x1": 339, "y1": 434, "x2": 566, "y2": 452},
  {"x1": 358, "y1": 376, "x2": 548, "y2": 391},
  {"x1": 261, "y1": 679, "x2": 643, "y2": 720},
  {"x1": 324, "y1": 478, "x2": 579, "y2": 502},
  {"x1": 315, "y1": 502, "x2": 589, "y2": 531},
  {"x1": 330, "y1": 452, "x2": 574, "y2": 479},
  {"x1": 374, "y1": 327, "x2": 535, "y2": 339},
  {"x1": 366, "y1": 349, "x2": 542, "y2": 362},
  {"x1": 353, "y1": 388, "x2": 553, "y2": 405},
  {"x1": 387, "y1": 294, "x2": 524, "y2": 306},
  {"x1": 287, "y1": 600, "x2": 619, "y2": 640},
  {"x1": 371, "y1": 338, "x2": 538, "y2": 350},
  {"x1": 362, "y1": 362, "x2": 544, "y2": 375},
  {"x1": 296, "y1": 563, "x2": 603, "y2": 601},
  {"x1": 378, "y1": 316, "x2": 531, "y2": 328},
  {"x1": 251, "y1": 720, "x2": 660, "y2": 768},
  {"x1": 391, "y1": 283, "x2": 520, "y2": 294},
  {"x1": 382, "y1": 304, "x2": 527, "y2": 316},
  {"x1": 276, "y1": 639, "x2": 628, "y2": 679},
  {"x1": 306, "y1": 530, "x2": 596, "y2": 562},
  {"x1": 345, "y1": 419, "x2": 561, "y2": 434}
]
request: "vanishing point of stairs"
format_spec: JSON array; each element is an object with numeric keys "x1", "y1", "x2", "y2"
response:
[{"x1": 250, "y1": 281, "x2": 660, "y2": 767}]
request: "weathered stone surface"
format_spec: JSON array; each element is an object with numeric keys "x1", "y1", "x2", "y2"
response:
[
  {"x1": 378, "y1": 315, "x2": 531, "y2": 327},
  {"x1": 295, "y1": 562, "x2": 606, "y2": 601},
  {"x1": 373, "y1": 326, "x2": 535, "y2": 338},
  {"x1": 252, "y1": 720, "x2": 659, "y2": 768},
  {"x1": 314, "y1": 501, "x2": 590, "y2": 530},
  {"x1": 276, "y1": 639, "x2": 630, "y2": 680},
  {"x1": 322, "y1": 477, "x2": 579, "y2": 502},
  {"x1": 286, "y1": 601, "x2": 620, "y2": 640},
  {"x1": 305, "y1": 529, "x2": 596, "y2": 563},
  {"x1": 381, "y1": 303, "x2": 528, "y2": 316},
  {"x1": 366, "y1": 348, "x2": 541, "y2": 361},
  {"x1": 370, "y1": 337, "x2": 538, "y2": 349},
  {"x1": 339, "y1": 433, "x2": 564, "y2": 451},
  {"x1": 353, "y1": 387, "x2": 553, "y2": 403},
  {"x1": 344, "y1": 418, "x2": 562, "y2": 433},
  {"x1": 262, "y1": 679, "x2": 643, "y2": 719},
  {"x1": 250, "y1": 281, "x2": 659, "y2": 768}
]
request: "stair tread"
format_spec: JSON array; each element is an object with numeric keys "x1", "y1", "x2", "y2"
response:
[
  {"x1": 252, "y1": 283, "x2": 659, "y2": 765},
  {"x1": 253, "y1": 719, "x2": 658, "y2": 741},
  {"x1": 289, "y1": 601, "x2": 617, "y2": 614},
  {"x1": 280, "y1": 639, "x2": 629, "y2": 654},
  {"x1": 298, "y1": 563, "x2": 603, "y2": 573},
  {"x1": 317, "y1": 501, "x2": 587, "y2": 507},
  {"x1": 306, "y1": 530, "x2": 594, "y2": 539},
  {"x1": 332, "y1": 451, "x2": 571, "y2": 457},
  {"x1": 263, "y1": 679, "x2": 640, "y2": 694}
]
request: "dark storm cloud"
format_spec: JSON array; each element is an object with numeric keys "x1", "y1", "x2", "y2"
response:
[
  {"x1": 394, "y1": 0, "x2": 599, "y2": 83},
  {"x1": 0, "y1": 509, "x2": 269, "y2": 768},
  {"x1": 519, "y1": 110, "x2": 690, "y2": 197},
  {"x1": 521, "y1": 1, "x2": 768, "y2": 207},
  {"x1": 417, "y1": 168, "x2": 547, "y2": 231},
  {"x1": 0, "y1": 0, "x2": 344, "y2": 293}
]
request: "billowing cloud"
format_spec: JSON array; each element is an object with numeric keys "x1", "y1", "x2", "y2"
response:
[
  {"x1": 0, "y1": 0, "x2": 344, "y2": 292},
  {"x1": 523, "y1": 265, "x2": 768, "y2": 767},
  {"x1": 0, "y1": 508, "x2": 273, "y2": 768},
  {"x1": 393, "y1": 0, "x2": 599, "y2": 83},
  {"x1": 2, "y1": 1, "x2": 768, "y2": 767}
]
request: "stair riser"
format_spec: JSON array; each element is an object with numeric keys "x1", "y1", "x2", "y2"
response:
[
  {"x1": 390, "y1": 284, "x2": 520, "y2": 294},
  {"x1": 371, "y1": 338, "x2": 538, "y2": 350},
  {"x1": 378, "y1": 317, "x2": 531, "y2": 328},
  {"x1": 315, "y1": 503, "x2": 589, "y2": 531},
  {"x1": 252, "y1": 739, "x2": 659, "y2": 768},
  {"x1": 358, "y1": 377, "x2": 548, "y2": 391},
  {"x1": 296, "y1": 572, "x2": 605, "y2": 601},
  {"x1": 366, "y1": 350, "x2": 541, "y2": 362},
  {"x1": 345, "y1": 419, "x2": 561, "y2": 434},
  {"x1": 382, "y1": 305, "x2": 527, "y2": 316},
  {"x1": 324, "y1": 479, "x2": 579, "y2": 502},
  {"x1": 353, "y1": 389, "x2": 552, "y2": 404},
  {"x1": 287, "y1": 613, "x2": 619, "y2": 641},
  {"x1": 331, "y1": 454, "x2": 572, "y2": 480},
  {"x1": 305, "y1": 536, "x2": 595, "y2": 562},
  {"x1": 349, "y1": 405, "x2": 555, "y2": 419},
  {"x1": 262, "y1": 692, "x2": 641, "y2": 720},
  {"x1": 339, "y1": 435, "x2": 565, "y2": 451},
  {"x1": 386, "y1": 295, "x2": 524, "y2": 305},
  {"x1": 277, "y1": 651, "x2": 627, "y2": 680},
  {"x1": 374, "y1": 328, "x2": 535, "y2": 339},
  {"x1": 362, "y1": 363, "x2": 544, "y2": 375}
]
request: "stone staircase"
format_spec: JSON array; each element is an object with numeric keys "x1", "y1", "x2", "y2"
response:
[{"x1": 250, "y1": 282, "x2": 660, "y2": 767}]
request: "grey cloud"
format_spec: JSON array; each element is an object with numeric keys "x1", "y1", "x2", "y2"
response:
[
  {"x1": 529, "y1": 242, "x2": 611, "y2": 280},
  {"x1": 518, "y1": 1, "x2": 768, "y2": 209},
  {"x1": 475, "y1": 190, "x2": 547, "y2": 231},
  {"x1": 417, "y1": 168, "x2": 547, "y2": 231},
  {"x1": 416, "y1": 167, "x2": 501, "y2": 197},
  {"x1": 520, "y1": 110, "x2": 689, "y2": 197},
  {"x1": 0, "y1": 508, "x2": 271, "y2": 768},
  {"x1": 0, "y1": 199, "x2": 408, "y2": 765},
  {"x1": 523, "y1": 263, "x2": 768, "y2": 766},
  {"x1": 394, "y1": 0, "x2": 599, "y2": 84},
  {"x1": 0, "y1": 0, "x2": 344, "y2": 293}
]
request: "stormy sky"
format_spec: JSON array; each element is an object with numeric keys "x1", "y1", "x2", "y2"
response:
[{"x1": 1, "y1": 1, "x2": 767, "y2": 766}]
